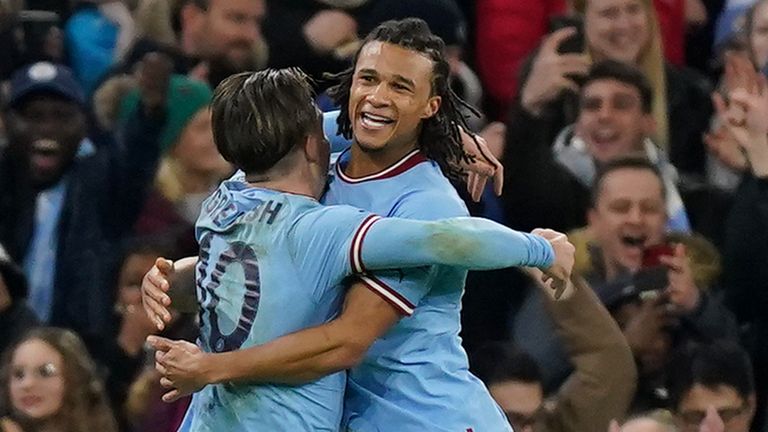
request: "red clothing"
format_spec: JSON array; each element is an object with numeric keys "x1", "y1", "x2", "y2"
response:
[
  {"x1": 475, "y1": 0, "x2": 566, "y2": 120},
  {"x1": 654, "y1": 0, "x2": 686, "y2": 66}
]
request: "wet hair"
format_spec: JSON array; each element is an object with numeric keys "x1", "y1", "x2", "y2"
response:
[
  {"x1": 667, "y1": 340, "x2": 755, "y2": 411},
  {"x1": 210, "y1": 68, "x2": 319, "y2": 175},
  {"x1": 590, "y1": 156, "x2": 667, "y2": 207},
  {"x1": 0, "y1": 328, "x2": 118, "y2": 432},
  {"x1": 326, "y1": 18, "x2": 480, "y2": 180},
  {"x1": 470, "y1": 342, "x2": 542, "y2": 386},
  {"x1": 582, "y1": 60, "x2": 654, "y2": 114}
]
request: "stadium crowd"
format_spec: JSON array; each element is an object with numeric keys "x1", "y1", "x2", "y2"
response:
[{"x1": 0, "y1": 0, "x2": 766, "y2": 431}]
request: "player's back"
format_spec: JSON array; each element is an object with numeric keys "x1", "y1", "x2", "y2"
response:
[
  {"x1": 324, "y1": 150, "x2": 513, "y2": 432},
  {"x1": 180, "y1": 175, "x2": 363, "y2": 432}
]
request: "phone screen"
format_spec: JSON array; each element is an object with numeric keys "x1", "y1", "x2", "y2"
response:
[{"x1": 549, "y1": 16, "x2": 585, "y2": 54}]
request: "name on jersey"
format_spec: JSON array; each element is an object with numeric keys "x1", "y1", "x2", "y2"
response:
[{"x1": 204, "y1": 192, "x2": 284, "y2": 228}]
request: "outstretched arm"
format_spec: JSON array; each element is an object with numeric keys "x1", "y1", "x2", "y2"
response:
[{"x1": 149, "y1": 279, "x2": 400, "y2": 401}]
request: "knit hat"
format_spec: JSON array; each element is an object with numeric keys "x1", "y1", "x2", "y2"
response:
[{"x1": 120, "y1": 74, "x2": 212, "y2": 153}]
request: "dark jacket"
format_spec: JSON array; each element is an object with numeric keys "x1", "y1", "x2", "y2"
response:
[
  {"x1": 0, "y1": 109, "x2": 164, "y2": 347},
  {"x1": 503, "y1": 62, "x2": 713, "y2": 232}
]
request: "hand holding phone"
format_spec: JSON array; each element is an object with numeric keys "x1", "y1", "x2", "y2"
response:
[{"x1": 520, "y1": 17, "x2": 590, "y2": 116}]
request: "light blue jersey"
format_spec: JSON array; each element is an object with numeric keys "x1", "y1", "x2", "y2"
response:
[
  {"x1": 324, "y1": 149, "x2": 514, "y2": 432},
  {"x1": 180, "y1": 172, "x2": 553, "y2": 431}
]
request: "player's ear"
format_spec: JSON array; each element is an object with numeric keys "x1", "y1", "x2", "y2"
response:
[
  {"x1": 420, "y1": 96, "x2": 441, "y2": 119},
  {"x1": 303, "y1": 133, "x2": 323, "y2": 164}
]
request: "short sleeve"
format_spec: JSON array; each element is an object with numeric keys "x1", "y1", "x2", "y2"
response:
[
  {"x1": 287, "y1": 205, "x2": 378, "y2": 298},
  {"x1": 361, "y1": 188, "x2": 468, "y2": 316}
]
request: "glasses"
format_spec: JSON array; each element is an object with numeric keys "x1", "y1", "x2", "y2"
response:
[
  {"x1": 679, "y1": 403, "x2": 748, "y2": 431},
  {"x1": 10, "y1": 363, "x2": 60, "y2": 381}
]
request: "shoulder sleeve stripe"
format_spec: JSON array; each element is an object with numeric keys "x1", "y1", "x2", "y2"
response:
[
  {"x1": 350, "y1": 215, "x2": 382, "y2": 274},
  {"x1": 359, "y1": 274, "x2": 415, "y2": 316}
]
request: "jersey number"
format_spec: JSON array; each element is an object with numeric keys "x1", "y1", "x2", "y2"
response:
[{"x1": 197, "y1": 233, "x2": 261, "y2": 352}]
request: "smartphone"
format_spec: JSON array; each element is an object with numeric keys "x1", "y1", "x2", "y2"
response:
[
  {"x1": 17, "y1": 10, "x2": 60, "y2": 61},
  {"x1": 634, "y1": 244, "x2": 674, "y2": 293},
  {"x1": 549, "y1": 15, "x2": 585, "y2": 55},
  {"x1": 642, "y1": 244, "x2": 675, "y2": 268}
]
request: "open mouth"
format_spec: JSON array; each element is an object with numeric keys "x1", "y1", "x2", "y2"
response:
[
  {"x1": 359, "y1": 112, "x2": 395, "y2": 129},
  {"x1": 29, "y1": 139, "x2": 62, "y2": 172},
  {"x1": 620, "y1": 235, "x2": 647, "y2": 248}
]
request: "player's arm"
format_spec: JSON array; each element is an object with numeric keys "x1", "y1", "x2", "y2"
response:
[
  {"x1": 358, "y1": 216, "x2": 556, "y2": 272},
  {"x1": 148, "y1": 280, "x2": 400, "y2": 400},
  {"x1": 141, "y1": 256, "x2": 197, "y2": 330}
]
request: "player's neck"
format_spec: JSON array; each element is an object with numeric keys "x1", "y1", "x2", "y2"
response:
[
  {"x1": 247, "y1": 176, "x2": 318, "y2": 200},
  {"x1": 346, "y1": 140, "x2": 418, "y2": 177}
]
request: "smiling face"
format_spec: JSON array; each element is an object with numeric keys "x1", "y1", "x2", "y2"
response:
[
  {"x1": 576, "y1": 78, "x2": 654, "y2": 164},
  {"x1": 8, "y1": 339, "x2": 65, "y2": 421},
  {"x1": 5, "y1": 94, "x2": 86, "y2": 188},
  {"x1": 750, "y1": 1, "x2": 768, "y2": 69},
  {"x1": 348, "y1": 41, "x2": 441, "y2": 159},
  {"x1": 588, "y1": 167, "x2": 667, "y2": 274},
  {"x1": 584, "y1": 0, "x2": 651, "y2": 64}
]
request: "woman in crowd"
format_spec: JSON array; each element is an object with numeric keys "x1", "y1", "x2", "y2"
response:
[{"x1": 0, "y1": 328, "x2": 118, "y2": 432}]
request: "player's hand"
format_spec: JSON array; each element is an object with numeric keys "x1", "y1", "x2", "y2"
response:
[
  {"x1": 142, "y1": 257, "x2": 174, "y2": 331},
  {"x1": 459, "y1": 125, "x2": 504, "y2": 202},
  {"x1": 147, "y1": 336, "x2": 210, "y2": 402},
  {"x1": 533, "y1": 228, "x2": 575, "y2": 283},
  {"x1": 520, "y1": 27, "x2": 590, "y2": 116}
]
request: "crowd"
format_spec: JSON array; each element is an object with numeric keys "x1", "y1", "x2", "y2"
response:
[{"x1": 0, "y1": 0, "x2": 765, "y2": 431}]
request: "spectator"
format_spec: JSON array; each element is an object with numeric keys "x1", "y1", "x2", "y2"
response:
[
  {"x1": 511, "y1": 0, "x2": 712, "y2": 181},
  {"x1": 503, "y1": 60, "x2": 691, "y2": 234},
  {"x1": 263, "y1": 0, "x2": 362, "y2": 87},
  {"x1": 129, "y1": 0, "x2": 265, "y2": 87},
  {"x1": 0, "y1": 243, "x2": 38, "y2": 357},
  {"x1": 610, "y1": 410, "x2": 681, "y2": 432},
  {"x1": 65, "y1": 0, "x2": 137, "y2": 95},
  {"x1": 119, "y1": 71, "x2": 230, "y2": 256},
  {"x1": 667, "y1": 341, "x2": 756, "y2": 432},
  {"x1": 0, "y1": 327, "x2": 118, "y2": 432},
  {"x1": 100, "y1": 237, "x2": 196, "y2": 432},
  {"x1": 473, "y1": 275, "x2": 637, "y2": 432},
  {"x1": 513, "y1": 157, "x2": 738, "y2": 401},
  {"x1": 710, "y1": 53, "x2": 768, "y2": 431},
  {"x1": 474, "y1": 0, "x2": 567, "y2": 120},
  {"x1": 0, "y1": 62, "x2": 164, "y2": 351}
]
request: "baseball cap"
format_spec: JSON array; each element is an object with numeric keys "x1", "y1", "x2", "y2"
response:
[{"x1": 7, "y1": 62, "x2": 86, "y2": 108}]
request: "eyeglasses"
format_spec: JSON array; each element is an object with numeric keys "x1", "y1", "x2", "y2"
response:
[
  {"x1": 10, "y1": 363, "x2": 60, "y2": 381},
  {"x1": 679, "y1": 403, "x2": 748, "y2": 431}
]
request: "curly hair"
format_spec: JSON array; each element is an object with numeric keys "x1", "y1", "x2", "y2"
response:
[
  {"x1": 326, "y1": 18, "x2": 479, "y2": 180},
  {"x1": 0, "y1": 328, "x2": 118, "y2": 432}
]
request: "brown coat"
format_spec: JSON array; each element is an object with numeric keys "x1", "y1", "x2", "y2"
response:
[{"x1": 534, "y1": 277, "x2": 638, "y2": 432}]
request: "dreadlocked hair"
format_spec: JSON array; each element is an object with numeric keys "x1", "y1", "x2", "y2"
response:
[{"x1": 325, "y1": 18, "x2": 480, "y2": 180}]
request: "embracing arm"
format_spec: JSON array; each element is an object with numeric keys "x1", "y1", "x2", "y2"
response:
[{"x1": 150, "y1": 280, "x2": 400, "y2": 399}]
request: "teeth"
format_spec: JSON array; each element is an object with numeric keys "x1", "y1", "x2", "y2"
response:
[
  {"x1": 32, "y1": 139, "x2": 60, "y2": 152},
  {"x1": 362, "y1": 113, "x2": 393, "y2": 122}
]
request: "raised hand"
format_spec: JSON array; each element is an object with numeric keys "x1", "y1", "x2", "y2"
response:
[
  {"x1": 520, "y1": 27, "x2": 590, "y2": 116},
  {"x1": 135, "y1": 52, "x2": 174, "y2": 116},
  {"x1": 659, "y1": 243, "x2": 701, "y2": 313}
]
